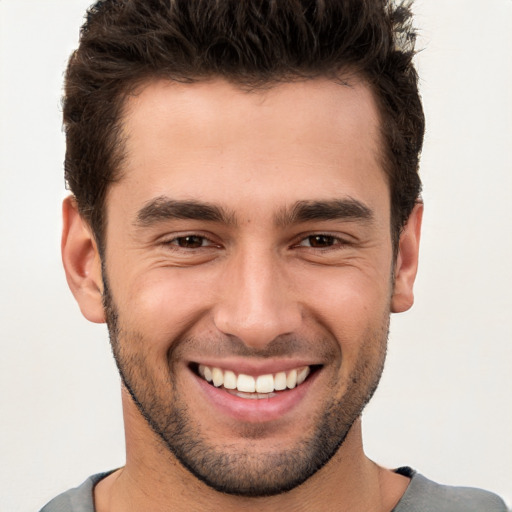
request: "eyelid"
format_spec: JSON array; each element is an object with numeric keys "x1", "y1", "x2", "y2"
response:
[
  {"x1": 159, "y1": 231, "x2": 222, "y2": 248},
  {"x1": 293, "y1": 232, "x2": 352, "y2": 249},
  {"x1": 169, "y1": 236, "x2": 213, "y2": 247}
]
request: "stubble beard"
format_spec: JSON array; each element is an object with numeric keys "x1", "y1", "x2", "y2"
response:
[{"x1": 102, "y1": 277, "x2": 389, "y2": 497}]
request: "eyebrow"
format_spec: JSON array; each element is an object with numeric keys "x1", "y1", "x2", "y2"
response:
[
  {"x1": 134, "y1": 196, "x2": 373, "y2": 228},
  {"x1": 275, "y1": 199, "x2": 374, "y2": 227},
  {"x1": 135, "y1": 196, "x2": 235, "y2": 226}
]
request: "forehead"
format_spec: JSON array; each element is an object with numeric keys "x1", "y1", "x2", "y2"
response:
[{"x1": 111, "y1": 77, "x2": 387, "y2": 221}]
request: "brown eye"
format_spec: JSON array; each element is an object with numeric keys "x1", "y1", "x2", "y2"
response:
[
  {"x1": 307, "y1": 235, "x2": 337, "y2": 248},
  {"x1": 175, "y1": 236, "x2": 205, "y2": 248}
]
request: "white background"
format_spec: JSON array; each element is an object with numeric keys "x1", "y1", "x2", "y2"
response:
[{"x1": 0, "y1": 1, "x2": 511, "y2": 510}]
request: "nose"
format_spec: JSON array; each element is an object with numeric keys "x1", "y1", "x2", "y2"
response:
[{"x1": 213, "y1": 247, "x2": 302, "y2": 349}]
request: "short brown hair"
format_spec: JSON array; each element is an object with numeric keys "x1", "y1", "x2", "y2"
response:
[{"x1": 63, "y1": 0, "x2": 424, "y2": 252}]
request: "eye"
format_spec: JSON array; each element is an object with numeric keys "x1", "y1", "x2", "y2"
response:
[
  {"x1": 299, "y1": 234, "x2": 340, "y2": 248},
  {"x1": 170, "y1": 235, "x2": 211, "y2": 249}
]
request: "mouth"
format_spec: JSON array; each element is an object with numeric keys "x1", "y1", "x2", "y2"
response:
[{"x1": 192, "y1": 363, "x2": 321, "y2": 400}]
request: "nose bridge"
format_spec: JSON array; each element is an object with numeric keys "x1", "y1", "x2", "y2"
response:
[{"x1": 213, "y1": 242, "x2": 301, "y2": 348}]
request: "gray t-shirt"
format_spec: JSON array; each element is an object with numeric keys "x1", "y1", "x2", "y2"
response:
[{"x1": 39, "y1": 468, "x2": 508, "y2": 512}]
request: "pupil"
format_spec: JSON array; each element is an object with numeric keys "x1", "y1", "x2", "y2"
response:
[
  {"x1": 310, "y1": 235, "x2": 333, "y2": 247},
  {"x1": 179, "y1": 236, "x2": 203, "y2": 248}
]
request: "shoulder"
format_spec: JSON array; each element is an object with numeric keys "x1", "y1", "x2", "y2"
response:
[
  {"x1": 39, "y1": 472, "x2": 113, "y2": 512},
  {"x1": 393, "y1": 468, "x2": 509, "y2": 512}
]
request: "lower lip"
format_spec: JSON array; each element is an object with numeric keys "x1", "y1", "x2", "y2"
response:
[{"x1": 192, "y1": 369, "x2": 319, "y2": 423}]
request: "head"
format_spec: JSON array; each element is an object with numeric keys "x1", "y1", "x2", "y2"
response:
[
  {"x1": 63, "y1": 0, "x2": 424, "y2": 255},
  {"x1": 61, "y1": 0, "x2": 424, "y2": 500}
]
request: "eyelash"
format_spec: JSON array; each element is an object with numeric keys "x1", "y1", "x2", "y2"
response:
[
  {"x1": 293, "y1": 233, "x2": 349, "y2": 250},
  {"x1": 162, "y1": 234, "x2": 219, "y2": 250}
]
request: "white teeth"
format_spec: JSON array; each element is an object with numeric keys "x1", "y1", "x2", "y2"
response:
[
  {"x1": 237, "y1": 373, "x2": 256, "y2": 393},
  {"x1": 197, "y1": 365, "x2": 312, "y2": 396},
  {"x1": 297, "y1": 367, "x2": 310, "y2": 385},
  {"x1": 256, "y1": 374, "x2": 274, "y2": 393},
  {"x1": 223, "y1": 370, "x2": 237, "y2": 390},
  {"x1": 286, "y1": 369, "x2": 297, "y2": 389},
  {"x1": 199, "y1": 364, "x2": 213, "y2": 383},
  {"x1": 274, "y1": 371, "x2": 287, "y2": 391},
  {"x1": 235, "y1": 391, "x2": 260, "y2": 399},
  {"x1": 212, "y1": 367, "x2": 223, "y2": 387}
]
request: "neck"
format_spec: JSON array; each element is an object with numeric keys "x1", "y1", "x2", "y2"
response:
[{"x1": 95, "y1": 390, "x2": 409, "y2": 512}]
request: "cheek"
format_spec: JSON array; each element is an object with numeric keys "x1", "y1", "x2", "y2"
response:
[
  {"x1": 296, "y1": 265, "x2": 392, "y2": 325},
  {"x1": 116, "y1": 267, "x2": 217, "y2": 346},
  {"x1": 294, "y1": 265, "x2": 392, "y2": 364}
]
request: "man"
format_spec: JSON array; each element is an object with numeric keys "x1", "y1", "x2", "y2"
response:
[{"x1": 40, "y1": 0, "x2": 508, "y2": 511}]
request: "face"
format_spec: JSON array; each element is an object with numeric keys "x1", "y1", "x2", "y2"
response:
[{"x1": 88, "y1": 78, "x2": 414, "y2": 496}]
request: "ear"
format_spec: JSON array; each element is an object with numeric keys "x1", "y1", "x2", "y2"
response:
[
  {"x1": 391, "y1": 202, "x2": 423, "y2": 313},
  {"x1": 61, "y1": 196, "x2": 105, "y2": 323}
]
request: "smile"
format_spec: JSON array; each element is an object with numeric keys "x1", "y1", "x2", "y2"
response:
[{"x1": 197, "y1": 364, "x2": 313, "y2": 399}]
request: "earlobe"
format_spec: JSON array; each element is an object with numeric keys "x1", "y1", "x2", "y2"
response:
[
  {"x1": 391, "y1": 202, "x2": 423, "y2": 314},
  {"x1": 61, "y1": 196, "x2": 105, "y2": 323}
]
